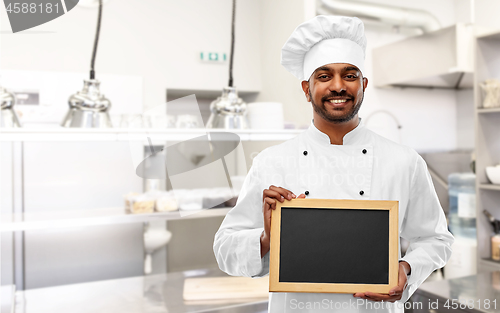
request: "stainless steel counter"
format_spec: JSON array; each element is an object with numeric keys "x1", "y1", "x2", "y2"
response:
[
  {"x1": 413, "y1": 271, "x2": 500, "y2": 313},
  {"x1": 14, "y1": 268, "x2": 268, "y2": 313}
]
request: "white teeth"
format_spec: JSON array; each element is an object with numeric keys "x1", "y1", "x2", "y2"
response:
[{"x1": 329, "y1": 99, "x2": 347, "y2": 104}]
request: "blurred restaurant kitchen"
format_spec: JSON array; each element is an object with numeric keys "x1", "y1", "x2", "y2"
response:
[{"x1": 1, "y1": 0, "x2": 500, "y2": 312}]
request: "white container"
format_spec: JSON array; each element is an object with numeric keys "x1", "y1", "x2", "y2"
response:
[
  {"x1": 486, "y1": 165, "x2": 500, "y2": 184},
  {"x1": 444, "y1": 237, "x2": 477, "y2": 279},
  {"x1": 246, "y1": 102, "x2": 284, "y2": 130}
]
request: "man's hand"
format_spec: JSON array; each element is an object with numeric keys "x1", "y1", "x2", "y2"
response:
[
  {"x1": 260, "y1": 186, "x2": 305, "y2": 257},
  {"x1": 353, "y1": 261, "x2": 411, "y2": 302}
]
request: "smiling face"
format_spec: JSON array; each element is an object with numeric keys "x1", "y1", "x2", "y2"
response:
[{"x1": 301, "y1": 63, "x2": 368, "y2": 124}]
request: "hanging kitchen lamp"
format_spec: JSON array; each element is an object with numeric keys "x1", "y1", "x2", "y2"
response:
[
  {"x1": 61, "y1": 0, "x2": 112, "y2": 128},
  {"x1": 0, "y1": 84, "x2": 21, "y2": 128},
  {"x1": 206, "y1": 0, "x2": 248, "y2": 129}
]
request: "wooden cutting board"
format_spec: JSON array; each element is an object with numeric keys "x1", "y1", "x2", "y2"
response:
[{"x1": 183, "y1": 276, "x2": 269, "y2": 301}]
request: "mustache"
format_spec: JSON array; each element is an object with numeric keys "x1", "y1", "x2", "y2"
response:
[{"x1": 320, "y1": 91, "x2": 354, "y2": 102}]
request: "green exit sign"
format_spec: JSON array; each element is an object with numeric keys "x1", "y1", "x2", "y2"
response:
[{"x1": 200, "y1": 52, "x2": 227, "y2": 63}]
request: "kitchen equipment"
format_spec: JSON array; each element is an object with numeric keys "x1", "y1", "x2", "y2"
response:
[
  {"x1": 150, "y1": 114, "x2": 173, "y2": 129},
  {"x1": 0, "y1": 85, "x2": 21, "y2": 128},
  {"x1": 128, "y1": 194, "x2": 155, "y2": 214},
  {"x1": 119, "y1": 114, "x2": 143, "y2": 128},
  {"x1": 486, "y1": 165, "x2": 500, "y2": 184},
  {"x1": 206, "y1": 87, "x2": 248, "y2": 129},
  {"x1": 155, "y1": 195, "x2": 177, "y2": 212},
  {"x1": 483, "y1": 209, "x2": 500, "y2": 234},
  {"x1": 167, "y1": 115, "x2": 176, "y2": 128},
  {"x1": 136, "y1": 137, "x2": 166, "y2": 179},
  {"x1": 174, "y1": 189, "x2": 204, "y2": 211},
  {"x1": 206, "y1": 0, "x2": 249, "y2": 129},
  {"x1": 202, "y1": 187, "x2": 234, "y2": 208},
  {"x1": 143, "y1": 224, "x2": 171, "y2": 274},
  {"x1": 61, "y1": 79, "x2": 112, "y2": 128},
  {"x1": 246, "y1": 102, "x2": 284, "y2": 129},
  {"x1": 123, "y1": 192, "x2": 140, "y2": 211},
  {"x1": 62, "y1": 0, "x2": 113, "y2": 128},
  {"x1": 176, "y1": 114, "x2": 199, "y2": 128},
  {"x1": 480, "y1": 79, "x2": 500, "y2": 108}
]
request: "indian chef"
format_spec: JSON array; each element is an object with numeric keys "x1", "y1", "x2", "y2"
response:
[{"x1": 213, "y1": 15, "x2": 454, "y2": 313}]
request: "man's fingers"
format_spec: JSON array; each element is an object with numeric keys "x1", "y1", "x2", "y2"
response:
[
  {"x1": 354, "y1": 291, "x2": 401, "y2": 302},
  {"x1": 389, "y1": 286, "x2": 403, "y2": 296},
  {"x1": 363, "y1": 292, "x2": 402, "y2": 302},
  {"x1": 264, "y1": 197, "x2": 276, "y2": 209},
  {"x1": 263, "y1": 189, "x2": 286, "y2": 203},
  {"x1": 262, "y1": 199, "x2": 270, "y2": 214},
  {"x1": 297, "y1": 194, "x2": 306, "y2": 198},
  {"x1": 269, "y1": 186, "x2": 295, "y2": 200},
  {"x1": 389, "y1": 263, "x2": 408, "y2": 296}
]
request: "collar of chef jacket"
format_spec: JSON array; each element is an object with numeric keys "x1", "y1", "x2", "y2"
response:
[
  {"x1": 299, "y1": 117, "x2": 373, "y2": 199},
  {"x1": 306, "y1": 117, "x2": 366, "y2": 145}
]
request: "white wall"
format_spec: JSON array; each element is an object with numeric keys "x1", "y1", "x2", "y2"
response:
[
  {"x1": 455, "y1": 0, "x2": 474, "y2": 24},
  {"x1": 362, "y1": 27, "x2": 457, "y2": 152},
  {"x1": 475, "y1": 0, "x2": 500, "y2": 30},
  {"x1": 255, "y1": 0, "x2": 314, "y2": 129}
]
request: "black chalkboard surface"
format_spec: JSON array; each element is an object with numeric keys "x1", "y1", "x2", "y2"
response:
[{"x1": 269, "y1": 199, "x2": 398, "y2": 294}]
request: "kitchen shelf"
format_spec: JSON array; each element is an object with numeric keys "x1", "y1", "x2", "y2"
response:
[
  {"x1": 475, "y1": 29, "x2": 500, "y2": 273},
  {"x1": 0, "y1": 207, "x2": 231, "y2": 232},
  {"x1": 476, "y1": 28, "x2": 500, "y2": 41},
  {"x1": 481, "y1": 257, "x2": 500, "y2": 265},
  {"x1": 478, "y1": 107, "x2": 500, "y2": 114},
  {"x1": 479, "y1": 184, "x2": 500, "y2": 191},
  {"x1": 0, "y1": 128, "x2": 303, "y2": 142}
]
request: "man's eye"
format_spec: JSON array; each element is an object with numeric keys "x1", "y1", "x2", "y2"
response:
[
  {"x1": 318, "y1": 75, "x2": 329, "y2": 79},
  {"x1": 345, "y1": 75, "x2": 357, "y2": 79}
]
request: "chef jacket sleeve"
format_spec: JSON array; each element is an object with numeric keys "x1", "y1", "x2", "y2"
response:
[
  {"x1": 398, "y1": 154, "x2": 454, "y2": 303},
  {"x1": 213, "y1": 154, "x2": 270, "y2": 278}
]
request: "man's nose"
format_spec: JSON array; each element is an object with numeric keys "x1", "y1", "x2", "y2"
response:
[{"x1": 328, "y1": 76, "x2": 346, "y2": 94}]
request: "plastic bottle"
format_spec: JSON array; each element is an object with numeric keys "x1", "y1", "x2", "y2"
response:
[{"x1": 448, "y1": 173, "x2": 476, "y2": 240}]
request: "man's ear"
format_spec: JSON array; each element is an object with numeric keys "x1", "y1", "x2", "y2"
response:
[
  {"x1": 301, "y1": 80, "x2": 311, "y2": 102},
  {"x1": 363, "y1": 77, "x2": 368, "y2": 92}
]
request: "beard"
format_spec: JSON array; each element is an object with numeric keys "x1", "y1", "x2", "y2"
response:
[{"x1": 310, "y1": 89, "x2": 364, "y2": 124}]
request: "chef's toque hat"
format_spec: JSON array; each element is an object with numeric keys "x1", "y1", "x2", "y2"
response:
[{"x1": 281, "y1": 15, "x2": 367, "y2": 81}]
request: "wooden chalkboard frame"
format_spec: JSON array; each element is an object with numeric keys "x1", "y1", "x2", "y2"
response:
[{"x1": 269, "y1": 198, "x2": 399, "y2": 294}]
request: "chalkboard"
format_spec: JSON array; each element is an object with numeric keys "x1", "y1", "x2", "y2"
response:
[{"x1": 269, "y1": 199, "x2": 399, "y2": 294}]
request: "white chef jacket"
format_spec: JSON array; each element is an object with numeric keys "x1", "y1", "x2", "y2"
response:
[{"x1": 213, "y1": 119, "x2": 454, "y2": 313}]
